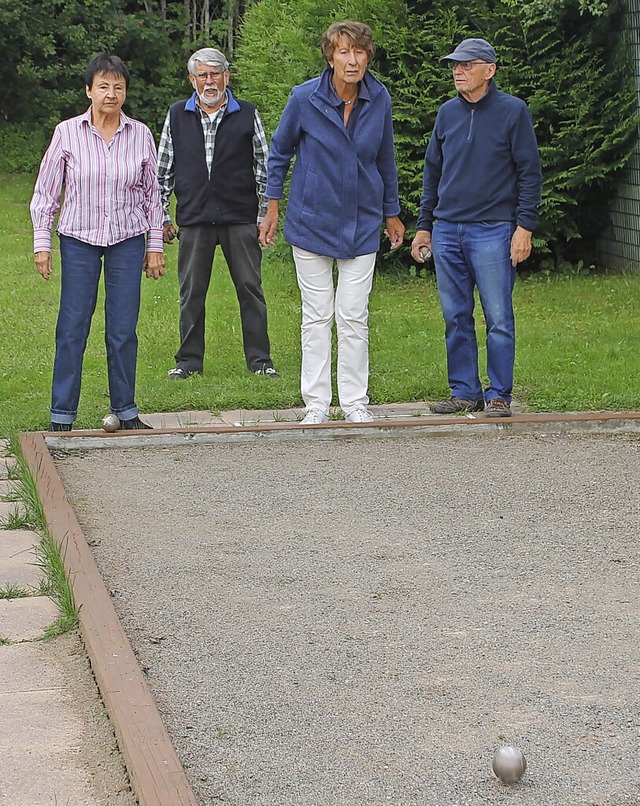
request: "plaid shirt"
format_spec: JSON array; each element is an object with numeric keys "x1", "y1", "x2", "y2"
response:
[{"x1": 157, "y1": 92, "x2": 268, "y2": 225}]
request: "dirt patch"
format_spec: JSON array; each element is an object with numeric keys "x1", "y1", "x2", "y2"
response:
[{"x1": 49, "y1": 631, "x2": 138, "y2": 805}]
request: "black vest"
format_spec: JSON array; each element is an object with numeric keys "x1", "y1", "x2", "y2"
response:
[{"x1": 169, "y1": 97, "x2": 258, "y2": 226}]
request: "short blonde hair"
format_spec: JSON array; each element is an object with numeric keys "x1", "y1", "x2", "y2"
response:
[{"x1": 320, "y1": 20, "x2": 376, "y2": 65}]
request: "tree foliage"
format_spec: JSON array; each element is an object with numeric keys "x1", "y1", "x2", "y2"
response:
[
  {"x1": 0, "y1": 0, "x2": 255, "y2": 172},
  {"x1": 236, "y1": 0, "x2": 637, "y2": 270}
]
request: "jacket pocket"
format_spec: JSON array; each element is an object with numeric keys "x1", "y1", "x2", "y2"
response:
[{"x1": 301, "y1": 168, "x2": 317, "y2": 215}]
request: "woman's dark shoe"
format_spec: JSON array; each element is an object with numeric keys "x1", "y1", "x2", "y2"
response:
[
  {"x1": 120, "y1": 416, "x2": 153, "y2": 430},
  {"x1": 49, "y1": 422, "x2": 72, "y2": 432}
]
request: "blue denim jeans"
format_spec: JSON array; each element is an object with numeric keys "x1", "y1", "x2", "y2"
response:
[
  {"x1": 51, "y1": 235, "x2": 145, "y2": 424},
  {"x1": 431, "y1": 221, "x2": 516, "y2": 403}
]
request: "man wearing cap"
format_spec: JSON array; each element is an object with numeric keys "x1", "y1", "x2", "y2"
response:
[
  {"x1": 158, "y1": 47, "x2": 278, "y2": 380},
  {"x1": 411, "y1": 38, "x2": 541, "y2": 418}
]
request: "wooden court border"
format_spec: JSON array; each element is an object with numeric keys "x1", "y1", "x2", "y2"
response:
[{"x1": 19, "y1": 410, "x2": 640, "y2": 805}]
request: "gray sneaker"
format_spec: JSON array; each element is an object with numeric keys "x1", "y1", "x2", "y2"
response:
[{"x1": 430, "y1": 396, "x2": 484, "y2": 414}]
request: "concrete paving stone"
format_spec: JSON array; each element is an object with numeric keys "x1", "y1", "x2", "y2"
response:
[
  {"x1": 0, "y1": 690, "x2": 100, "y2": 806},
  {"x1": 217, "y1": 401, "x2": 523, "y2": 426},
  {"x1": 221, "y1": 407, "x2": 304, "y2": 426},
  {"x1": 0, "y1": 478, "x2": 20, "y2": 498},
  {"x1": 0, "y1": 455, "x2": 17, "y2": 480},
  {"x1": 370, "y1": 402, "x2": 433, "y2": 419},
  {"x1": 2, "y1": 642, "x2": 67, "y2": 692},
  {"x1": 0, "y1": 529, "x2": 42, "y2": 590},
  {"x1": 220, "y1": 404, "x2": 435, "y2": 426},
  {"x1": 0, "y1": 688, "x2": 86, "y2": 749},
  {"x1": 144, "y1": 409, "x2": 225, "y2": 429},
  {"x1": 0, "y1": 500, "x2": 26, "y2": 521},
  {"x1": 0, "y1": 596, "x2": 59, "y2": 641},
  {"x1": 0, "y1": 765, "x2": 101, "y2": 806}
]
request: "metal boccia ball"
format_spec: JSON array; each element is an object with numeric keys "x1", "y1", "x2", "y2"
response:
[
  {"x1": 101, "y1": 414, "x2": 121, "y2": 433},
  {"x1": 492, "y1": 745, "x2": 527, "y2": 783}
]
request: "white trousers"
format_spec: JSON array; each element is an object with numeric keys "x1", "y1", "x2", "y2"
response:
[{"x1": 292, "y1": 246, "x2": 376, "y2": 415}]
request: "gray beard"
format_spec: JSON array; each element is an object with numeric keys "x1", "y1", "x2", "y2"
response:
[{"x1": 198, "y1": 87, "x2": 225, "y2": 108}]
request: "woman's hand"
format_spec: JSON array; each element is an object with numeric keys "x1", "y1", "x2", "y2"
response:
[
  {"x1": 384, "y1": 216, "x2": 405, "y2": 250},
  {"x1": 144, "y1": 251, "x2": 166, "y2": 279},
  {"x1": 258, "y1": 200, "x2": 280, "y2": 247},
  {"x1": 35, "y1": 251, "x2": 52, "y2": 280}
]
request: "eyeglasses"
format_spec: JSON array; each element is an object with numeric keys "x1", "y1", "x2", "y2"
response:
[
  {"x1": 451, "y1": 60, "x2": 487, "y2": 71},
  {"x1": 194, "y1": 71, "x2": 224, "y2": 81}
]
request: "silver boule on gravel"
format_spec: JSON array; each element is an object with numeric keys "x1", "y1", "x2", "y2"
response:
[
  {"x1": 101, "y1": 413, "x2": 121, "y2": 432},
  {"x1": 492, "y1": 745, "x2": 527, "y2": 783}
]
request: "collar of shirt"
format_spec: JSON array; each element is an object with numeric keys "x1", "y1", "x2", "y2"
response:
[
  {"x1": 80, "y1": 105, "x2": 132, "y2": 133},
  {"x1": 184, "y1": 89, "x2": 240, "y2": 115},
  {"x1": 326, "y1": 72, "x2": 371, "y2": 109},
  {"x1": 183, "y1": 88, "x2": 242, "y2": 116}
]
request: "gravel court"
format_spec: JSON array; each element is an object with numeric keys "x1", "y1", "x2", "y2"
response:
[{"x1": 54, "y1": 430, "x2": 640, "y2": 806}]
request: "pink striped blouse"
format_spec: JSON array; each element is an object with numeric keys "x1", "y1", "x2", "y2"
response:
[{"x1": 30, "y1": 107, "x2": 164, "y2": 253}]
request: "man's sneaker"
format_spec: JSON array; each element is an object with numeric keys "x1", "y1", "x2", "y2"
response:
[
  {"x1": 254, "y1": 365, "x2": 280, "y2": 379},
  {"x1": 430, "y1": 396, "x2": 484, "y2": 414},
  {"x1": 167, "y1": 367, "x2": 193, "y2": 380},
  {"x1": 345, "y1": 407, "x2": 374, "y2": 423},
  {"x1": 120, "y1": 416, "x2": 153, "y2": 430},
  {"x1": 299, "y1": 409, "x2": 329, "y2": 425},
  {"x1": 485, "y1": 398, "x2": 512, "y2": 418},
  {"x1": 49, "y1": 422, "x2": 72, "y2": 432}
]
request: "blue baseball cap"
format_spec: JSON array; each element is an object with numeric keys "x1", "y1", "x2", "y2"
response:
[{"x1": 439, "y1": 38, "x2": 497, "y2": 65}]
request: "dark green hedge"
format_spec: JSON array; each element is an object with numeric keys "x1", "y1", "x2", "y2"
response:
[{"x1": 236, "y1": 0, "x2": 637, "y2": 271}]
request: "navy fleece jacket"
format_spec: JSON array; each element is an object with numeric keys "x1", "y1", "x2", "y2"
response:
[{"x1": 416, "y1": 79, "x2": 541, "y2": 232}]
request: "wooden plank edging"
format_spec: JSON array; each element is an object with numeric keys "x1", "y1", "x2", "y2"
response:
[{"x1": 19, "y1": 431, "x2": 200, "y2": 806}]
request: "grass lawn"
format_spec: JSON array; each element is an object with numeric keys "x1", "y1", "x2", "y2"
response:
[{"x1": 1, "y1": 172, "x2": 639, "y2": 434}]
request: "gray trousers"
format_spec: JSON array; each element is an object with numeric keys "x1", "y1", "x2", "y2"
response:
[{"x1": 174, "y1": 223, "x2": 273, "y2": 373}]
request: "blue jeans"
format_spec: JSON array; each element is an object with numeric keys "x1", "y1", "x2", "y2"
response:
[
  {"x1": 51, "y1": 235, "x2": 145, "y2": 424},
  {"x1": 431, "y1": 221, "x2": 516, "y2": 403}
]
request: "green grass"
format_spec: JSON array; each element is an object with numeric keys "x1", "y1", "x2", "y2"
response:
[
  {"x1": 0, "y1": 584, "x2": 31, "y2": 599},
  {"x1": 1, "y1": 172, "x2": 639, "y2": 434},
  {"x1": 2, "y1": 431, "x2": 80, "y2": 636}
]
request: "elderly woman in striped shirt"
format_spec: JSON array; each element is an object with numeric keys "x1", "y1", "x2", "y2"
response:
[{"x1": 30, "y1": 52, "x2": 164, "y2": 432}]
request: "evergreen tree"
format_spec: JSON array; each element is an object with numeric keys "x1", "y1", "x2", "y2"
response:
[{"x1": 236, "y1": 0, "x2": 636, "y2": 270}]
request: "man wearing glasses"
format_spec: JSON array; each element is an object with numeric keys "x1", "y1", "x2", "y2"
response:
[
  {"x1": 158, "y1": 48, "x2": 278, "y2": 381},
  {"x1": 411, "y1": 39, "x2": 541, "y2": 418}
]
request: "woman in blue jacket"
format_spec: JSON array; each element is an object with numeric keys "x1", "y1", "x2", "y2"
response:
[{"x1": 259, "y1": 20, "x2": 404, "y2": 425}]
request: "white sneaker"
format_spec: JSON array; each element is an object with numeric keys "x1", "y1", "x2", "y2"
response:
[
  {"x1": 345, "y1": 407, "x2": 374, "y2": 423},
  {"x1": 299, "y1": 409, "x2": 329, "y2": 425}
]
